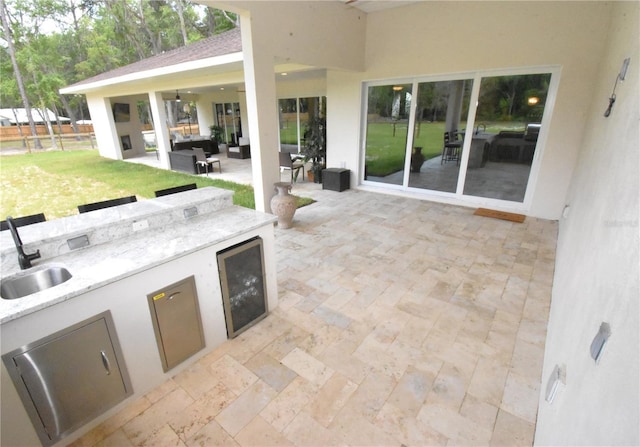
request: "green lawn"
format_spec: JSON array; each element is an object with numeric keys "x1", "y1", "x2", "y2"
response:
[
  {"x1": 364, "y1": 121, "x2": 447, "y2": 177},
  {"x1": 279, "y1": 122, "x2": 299, "y2": 145},
  {"x1": 364, "y1": 121, "x2": 527, "y2": 177},
  {"x1": 0, "y1": 150, "x2": 313, "y2": 220}
]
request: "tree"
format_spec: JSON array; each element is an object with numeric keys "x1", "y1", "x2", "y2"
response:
[
  {"x1": 0, "y1": 0, "x2": 41, "y2": 148},
  {"x1": 1, "y1": 0, "x2": 238, "y2": 146}
]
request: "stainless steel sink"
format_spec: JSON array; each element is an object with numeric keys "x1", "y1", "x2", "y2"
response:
[{"x1": 1, "y1": 266, "x2": 72, "y2": 299}]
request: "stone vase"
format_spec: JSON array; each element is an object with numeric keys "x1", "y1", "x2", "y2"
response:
[
  {"x1": 410, "y1": 146, "x2": 425, "y2": 172},
  {"x1": 270, "y1": 182, "x2": 296, "y2": 229}
]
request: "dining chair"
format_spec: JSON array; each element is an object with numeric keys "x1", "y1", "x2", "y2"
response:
[
  {"x1": 193, "y1": 147, "x2": 221, "y2": 176},
  {"x1": 0, "y1": 213, "x2": 46, "y2": 231},
  {"x1": 154, "y1": 183, "x2": 197, "y2": 197},
  {"x1": 441, "y1": 131, "x2": 462, "y2": 165},
  {"x1": 78, "y1": 196, "x2": 137, "y2": 213},
  {"x1": 279, "y1": 152, "x2": 305, "y2": 183}
]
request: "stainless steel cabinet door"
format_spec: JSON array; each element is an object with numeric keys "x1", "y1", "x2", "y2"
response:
[
  {"x1": 148, "y1": 276, "x2": 204, "y2": 372},
  {"x1": 4, "y1": 312, "x2": 131, "y2": 446}
]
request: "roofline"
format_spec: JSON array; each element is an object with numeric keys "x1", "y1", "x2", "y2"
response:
[{"x1": 60, "y1": 51, "x2": 244, "y2": 95}]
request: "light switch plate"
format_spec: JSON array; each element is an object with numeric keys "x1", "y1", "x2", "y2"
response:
[
  {"x1": 67, "y1": 234, "x2": 90, "y2": 250},
  {"x1": 183, "y1": 207, "x2": 198, "y2": 219},
  {"x1": 590, "y1": 322, "x2": 611, "y2": 364},
  {"x1": 132, "y1": 220, "x2": 149, "y2": 231},
  {"x1": 545, "y1": 364, "x2": 566, "y2": 404}
]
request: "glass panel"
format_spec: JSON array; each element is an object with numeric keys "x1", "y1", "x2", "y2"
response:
[
  {"x1": 215, "y1": 102, "x2": 240, "y2": 145},
  {"x1": 279, "y1": 97, "x2": 326, "y2": 153},
  {"x1": 364, "y1": 84, "x2": 412, "y2": 185},
  {"x1": 279, "y1": 98, "x2": 298, "y2": 152},
  {"x1": 463, "y1": 73, "x2": 551, "y2": 202},
  {"x1": 409, "y1": 79, "x2": 472, "y2": 192},
  {"x1": 301, "y1": 97, "x2": 326, "y2": 152}
]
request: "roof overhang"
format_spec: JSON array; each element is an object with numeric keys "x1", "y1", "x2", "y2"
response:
[{"x1": 60, "y1": 52, "x2": 244, "y2": 95}]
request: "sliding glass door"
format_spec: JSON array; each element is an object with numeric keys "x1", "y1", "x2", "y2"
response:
[
  {"x1": 362, "y1": 69, "x2": 555, "y2": 206},
  {"x1": 462, "y1": 73, "x2": 551, "y2": 202},
  {"x1": 363, "y1": 84, "x2": 412, "y2": 185},
  {"x1": 278, "y1": 96, "x2": 326, "y2": 153},
  {"x1": 215, "y1": 102, "x2": 241, "y2": 145},
  {"x1": 408, "y1": 79, "x2": 472, "y2": 193}
]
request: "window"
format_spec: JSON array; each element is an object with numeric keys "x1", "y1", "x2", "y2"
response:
[
  {"x1": 362, "y1": 68, "x2": 557, "y2": 207},
  {"x1": 279, "y1": 96, "x2": 326, "y2": 153},
  {"x1": 215, "y1": 102, "x2": 241, "y2": 145}
]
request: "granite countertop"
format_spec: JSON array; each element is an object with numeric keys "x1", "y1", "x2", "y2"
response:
[{"x1": 0, "y1": 187, "x2": 276, "y2": 324}]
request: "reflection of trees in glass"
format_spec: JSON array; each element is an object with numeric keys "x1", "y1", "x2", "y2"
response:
[
  {"x1": 279, "y1": 96, "x2": 325, "y2": 148},
  {"x1": 477, "y1": 74, "x2": 551, "y2": 121},
  {"x1": 300, "y1": 97, "x2": 324, "y2": 135},
  {"x1": 416, "y1": 81, "x2": 470, "y2": 122},
  {"x1": 368, "y1": 85, "x2": 411, "y2": 119},
  {"x1": 279, "y1": 98, "x2": 297, "y2": 114}
]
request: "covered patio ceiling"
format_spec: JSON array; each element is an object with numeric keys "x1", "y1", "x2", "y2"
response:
[
  {"x1": 337, "y1": 0, "x2": 422, "y2": 13},
  {"x1": 160, "y1": 66, "x2": 327, "y2": 101}
]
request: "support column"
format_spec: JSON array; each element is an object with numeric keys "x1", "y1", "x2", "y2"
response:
[
  {"x1": 86, "y1": 95, "x2": 121, "y2": 160},
  {"x1": 240, "y1": 13, "x2": 280, "y2": 213},
  {"x1": 196, "y1": 100, "x2": 214, "y2": 138},
  {"x1": 148, "y1": 91, "x2": 171, "y2": 170}
]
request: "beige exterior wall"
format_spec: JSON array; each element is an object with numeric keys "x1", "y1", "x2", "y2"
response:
[
  {"x1": 325, "y1": 1, "x2": 611, "y2": 219},
  {"x1": 218, "y1": 1, "x2": 366, "y2": 72},
  {"x1": 535, "y1": 2, "x2": 639, "y2": 444}
]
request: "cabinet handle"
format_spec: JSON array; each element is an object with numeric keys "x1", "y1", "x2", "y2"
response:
[
  {"x1": 167, "y1": 292, "x2": 182, "y2": 301},
  {"x1": 100, "y1": 351, "x2": 111, "y2": 375}
]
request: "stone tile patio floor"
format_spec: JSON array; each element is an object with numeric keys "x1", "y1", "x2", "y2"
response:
[{"x1": 71, "y1": 157, "x2": 558, "y2": 447}]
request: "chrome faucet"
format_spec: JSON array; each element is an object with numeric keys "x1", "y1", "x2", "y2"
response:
[{"x1": 5, "y1": 216, "x2": 41, "y2": 269}]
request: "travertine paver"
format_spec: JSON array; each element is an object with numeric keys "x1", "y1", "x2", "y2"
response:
[{"x1": 70, "y1": 185, "x2": 557, "y2": 447}]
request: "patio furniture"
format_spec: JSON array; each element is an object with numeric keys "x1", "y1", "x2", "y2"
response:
[
  {"x1": 154, "y1": 183, "x2": 197, "y2": 197},
  {"x1": 227, "y1": 144, "x2": 251, "y2": 159},
  {"x1": 78, "y1": 196, "x2": 137, "y2": 213},
  {"x1": 194, "y1": 147, "x2": 221, "y2": 175},
  {"x1": 322, "y1": 168, "x2": 350, "y2": 192},
  {"x1": 169, "y1": 150, "x2": 199, "y2": 174},
  {"x1": 0, "y1": 213, "x2": 46, "y2": 231},
  {"x1": 173, "y1": 138, "x2": 218, "y2": 154},
  {"x1": 441, "y1": 131, "x2": 462, "y2": 165},
  {"x1": 488, "y1": 131, "x2": 536, "y2": 164},
  {"x1": 279, "y1": 152, "x2": 305, "y2": 183}
]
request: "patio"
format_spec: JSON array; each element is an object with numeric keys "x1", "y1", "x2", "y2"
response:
[
  {"x1": 69, "y1": 155, "x2": 557, "y2": 446},
  {"x1": 127, "y1": 149, "x2": 328, "y2": 199}
]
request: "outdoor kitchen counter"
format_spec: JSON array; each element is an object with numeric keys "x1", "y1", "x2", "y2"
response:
[{"x1": 0, "y1": 187, "x2": 277, "y2": 324}]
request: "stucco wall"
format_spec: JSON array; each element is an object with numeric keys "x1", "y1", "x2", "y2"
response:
[
  {"x1": 111, "y1": 98, "x2": 146, "y2": 159},
  {"x1": 276, "y1": 75, "x2": 326, "y2": 99},
  {"x1": 535, "y1": 2, "x2": 639, "y2": 445},
  {"x1": 86, "y1": 95, "x2": 122, "y2": 160},
  {"x1": 216, "y1": 1, "x2": 366, "y2": 72},
  {"x1": 327, "y1": 1, "x2": 611, "y2": 219}
]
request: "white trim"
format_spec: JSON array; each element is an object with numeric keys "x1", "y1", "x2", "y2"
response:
[
  {"x1": 520, "y1": 66, "x2": 562, "y2": 210},
  {"x1": 456, "y1": 75, "x2": 482, "y2": 195}
]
